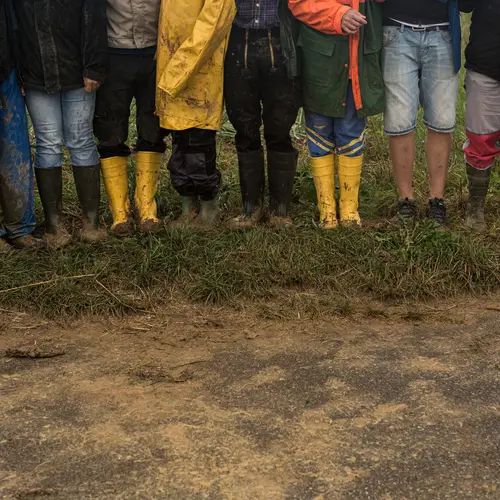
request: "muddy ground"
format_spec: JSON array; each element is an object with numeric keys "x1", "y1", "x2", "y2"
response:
[{"x1": 1, "y1": 298, "x2": 500, "y2": 499}]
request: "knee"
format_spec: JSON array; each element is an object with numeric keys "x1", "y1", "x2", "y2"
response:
[
  {"x1": 66, "y1": 122, "x2": 99, "y2": 166},
  {"x1": 34, "y1": 131, "x2": 63, "y2": 168}
]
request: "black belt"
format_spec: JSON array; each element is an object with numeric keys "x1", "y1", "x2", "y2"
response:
[{"x1": 384, "y1": 19, "x2": 449, "y2": 32}]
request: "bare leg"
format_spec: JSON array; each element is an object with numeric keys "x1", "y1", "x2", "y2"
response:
[
  {"x1": 389, "y1": 132, "x2": 415, "y2": 200},
  {"x1": 427, "y1": 129, "x2": 451, "y2": 200}
]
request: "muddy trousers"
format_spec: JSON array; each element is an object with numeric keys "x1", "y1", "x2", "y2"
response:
[
  {"x1": 0, "y1": 70, "x2": 35, "y2": 240},
  {"x1": 167, "y1": 129, "x2": 221, "y2": 201},
  {"x1": 94, "y1": 51, "x2": 166, "y2": 159},
  {"x1": 224, "y1": 25, "x2": 301, "y2": 154}
]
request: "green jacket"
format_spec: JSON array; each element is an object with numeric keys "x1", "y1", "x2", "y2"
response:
[
  {"x1": 296, "y1": 2, "x2": 385, "y2": 119},
  {"x1": 280, "y1": 0, "x2": 300, "y2": 79}
]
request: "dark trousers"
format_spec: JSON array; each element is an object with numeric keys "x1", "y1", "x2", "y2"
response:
[
  {"x1": 167, "y1": 129, "x2": 221, "y2": 201},
  {"x1": 94, "y1": 52, "x2": 165, "y2": 159},
  {"x1": 224, "y1": 25, "x2": 301, "y2": 154}
]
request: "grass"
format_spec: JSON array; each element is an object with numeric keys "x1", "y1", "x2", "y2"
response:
[{"x1": 2, "y1": 16, "x2": 500, "y2": 318}]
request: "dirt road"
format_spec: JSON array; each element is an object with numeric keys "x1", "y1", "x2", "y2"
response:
[{"x1": 1, "y1": 300, "x2": 500, "y2": 499}]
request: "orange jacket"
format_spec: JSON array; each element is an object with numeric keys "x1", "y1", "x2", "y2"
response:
[{"x1": 288, "y1": 0, "x2": 383, "y2": 111}]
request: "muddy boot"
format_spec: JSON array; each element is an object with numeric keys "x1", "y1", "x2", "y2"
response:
[
  {"x1": 229, "y1": 149, "x2": 265, "y2": 231},
  {"x1": 171, "y1": 196, "x2": 198, "y2": 228},
  {"x1": 267, "y1": 149, "x2": 298, "y2": 228},
  {"x1": 310, "y1": 155, "x2": 338, "y2": 229},
  {"x1": 135, "y1": 152, "x2": 162, "y2": 233},
  {"x1": 338, "y1": 154, "x2": 362, "y2": 226},
  {"x1": 0, "y1": 237, "x2": 12, "y2": 252},
  {"x1": 101, "y1": 156, "x2": 134, "y2": 237},
  {"x1": 194, "y1": 199, "x2": 221, "y2": 230},
  {"x1": 10, "y1": 234, "x2": 44, "y2": 250},
  {"x1": 72, "y1": 164, "x2": 107, "y2": 243},
  {"x1": 466, "y1": 163, "x2": 492, "y2": 232},
  {"x1": 35, "y1": 167, "x2": 72, "y2": 248}
]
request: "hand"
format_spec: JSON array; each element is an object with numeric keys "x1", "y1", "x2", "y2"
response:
[
  {"x1": 341, "y1": 9, "x2": 367, "y2": 35},
  {"x1": 83, "y1": 77, "x2": 100, "y2": 93}
]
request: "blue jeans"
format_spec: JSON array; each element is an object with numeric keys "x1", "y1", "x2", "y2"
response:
[
  {"x1": 382, "y1": 26, "x2": 459, "y2": 135},
  {"x1": 25, "y1": 87, "x2": 99, "y2": 168},
  {"x1": 0, "y1": 70, "x2": 36, "y2": 240},
  {"x1": 305, "y1": 84, "x2": 367, "y2": 158}
]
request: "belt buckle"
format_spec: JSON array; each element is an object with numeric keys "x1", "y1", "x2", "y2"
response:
[{"x1": 411, "y1": 26, "x2": 426, "y2": 32}]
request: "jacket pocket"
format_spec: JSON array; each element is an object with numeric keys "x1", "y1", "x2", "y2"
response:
[{"x1": 297, "y1": 25, "x2": 343, "y2": 88}]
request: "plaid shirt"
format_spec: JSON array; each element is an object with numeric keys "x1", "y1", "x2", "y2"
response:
[{"x1": 234, "y1": 0, "x2": 280, "y2": 30}]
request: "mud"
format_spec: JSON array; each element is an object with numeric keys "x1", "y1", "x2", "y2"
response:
[{"x1": 1, "y1": 300, "x2": 500, "y2": 499}]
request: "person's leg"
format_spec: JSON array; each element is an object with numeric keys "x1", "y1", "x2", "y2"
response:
[
  {"x1": 134, "y1": 53, "x2": 166, "y2": 232},
  {"x1": 225, "y1": 26, "x2": 266, "y2": 229},
  {"x1": 168, "y1": 130, "x2": 198, "y2": 227},
  {"x1": 334, "y1": 84, "x2": 367, "y2": 225},
  {"x1": 95, "y1": 53, "x2": 136, "y2": 236},
  {"x1": 463, "y1": 70, "x2": 500, "y2": 231},
  {"x1": 420, "y1": 29, "x2": 459, "y2": 225},
  {"x1": 94, "y1": 53, "x2": 135, "y2": 159},
  {"x1": 383, "y1": 26, "x2": 420, "y2": 218},
  {"x1": 182, "y1": 129, "x2": 220, "y2": 228},
  {"x1": 261, "y1": 28, "x2": 301, "y2": 223},
  {"x1": 25, "y1": 88, "x2": 71, "y2": 247},
  {"x1": 0, "y1": 70, "x2": 39, "y2": 248},
  {"x1": 305, "y1": 110, "x2": 337, "y2": 229},
  {"x1": 62, "y1": 86, "x2": 106, "y2": 241}
]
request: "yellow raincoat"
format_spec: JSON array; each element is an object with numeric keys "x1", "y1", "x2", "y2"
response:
[{"x1": 156, "y1": 0, "x2": 236, "y2": 131}]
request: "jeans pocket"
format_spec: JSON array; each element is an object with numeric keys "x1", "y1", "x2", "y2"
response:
[
  {"x1": 382, "y1": 27, "x2": 399, "y2": 48},
  {"x1": 440, "y1": 29, "x2": 453, "y2": 44}
]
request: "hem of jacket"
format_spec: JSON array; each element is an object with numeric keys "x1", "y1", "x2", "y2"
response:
[
  {"x1": 159, "y1": 118, "x2": 222, "y2": 132},
  {"x1": 303, "y1": 102, "x2": 384, "y2": 120},
  {"x1": 464, "y1": 64, "x2": 500, "y2": 84},
  {"x1": 22, "y1": 82, "x2": 85, "y2": 94},
  {"x1": 108, "y1": 38, "x2": 159, "y2": 51}
]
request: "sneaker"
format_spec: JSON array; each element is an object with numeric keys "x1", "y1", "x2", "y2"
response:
[
  {"x1": 395, "y1": 198, "x2": 418, "y2": 224},
  {"x1": 427, "y1": 198, "x2": 447, "y2": 227}
]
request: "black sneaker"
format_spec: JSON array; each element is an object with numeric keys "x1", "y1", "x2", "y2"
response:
[
  {"x1": 427, "y1": 198, "x2": 447, "y2": 227},
  {"x1": 395, "y1": 198, "x2": 418, "y2": 224}
]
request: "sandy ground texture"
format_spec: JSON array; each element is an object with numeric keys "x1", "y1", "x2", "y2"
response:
[{"x1": 1, "y1": 298, "x2": 500, "y2": 500}]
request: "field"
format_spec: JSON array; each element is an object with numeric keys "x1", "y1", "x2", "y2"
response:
[{"x1": 2, "y1": 17, "x2": 500, "y2": 500}]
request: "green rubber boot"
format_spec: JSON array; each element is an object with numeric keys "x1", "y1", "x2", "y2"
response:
[{"x1": 194, "y1": 199, "x2": 220, "y2": 230}]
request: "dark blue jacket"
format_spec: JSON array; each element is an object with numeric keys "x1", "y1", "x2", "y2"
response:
[{"x1": 438, "y1": 0, "x2": 461, "y2": 73}]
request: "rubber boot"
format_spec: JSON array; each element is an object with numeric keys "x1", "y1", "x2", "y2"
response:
[
  {"x1": 35, "y1": 167, "x2": 72, "y2": 248},
  {"x1": 11, "y1": 235, "x2": 44, "y2": 250},
  {"x1": 72, "y1": 164, "x2": 107, "y2": 243},
  {"x1": 229, "y1": 149, "x2": 265, "y2": 231},
  {"x1": 134, "y1": 152, "x2": 162, "y2": 233},
  {"x1": 171, "y1": 196, "x2": 198, "y2": 228},
  {"x1": 310, "y1": 155, "x2": 337, "y2": 229},
  {"x1": 0, "y1": 237, "x2": 11, "y2": 252},
  {"x1": 268, "y1": 149, "x2": 298, "y2": 228},
  {"x1": 195, "y1": 199, "x2": 221, "y2": 230},
  {"x1": 466, "y1": 163, "x2": 492, "y2": 233},
  {"x1": 101, "y1": 156, "x2": 134, "y2": 236},
  {"x1": 338, "y1": 154, "x2": 362, "y2": 226}
]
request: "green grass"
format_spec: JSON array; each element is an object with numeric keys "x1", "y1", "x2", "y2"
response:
[{"x1": 4, "y1": 16, "x2": 500, "y2": 318}]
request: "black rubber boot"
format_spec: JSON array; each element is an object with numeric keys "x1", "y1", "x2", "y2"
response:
[
  {"x1": 267, "y1": 149, "x2": 298, "y2": 226},
  {"x1": 35, "y1": 167, "x2": 72, "y2": 248},
  {"x1": 466, "y1": 163, "x2": 492, "y2": 233},
  {"x1": 73, "y1": 164, "x2": 107, "y2": 242},
  {"x1": 229, "y1": 149, "x2": 265, "y2": 230}
]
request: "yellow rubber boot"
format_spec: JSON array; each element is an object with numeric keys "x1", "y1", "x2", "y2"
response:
[
  {"x1": 101, "y1": 156, "x2": 133, "y2": 236},
  {"x1": 134, "y1": 152, "x2": 162, "y2": 232},
  {"x1": 310, "y1": 155, "x2": 338, "y2": 229},
  {"x1": 338, "y1": 154, "x2": 363, "y2": 226}
]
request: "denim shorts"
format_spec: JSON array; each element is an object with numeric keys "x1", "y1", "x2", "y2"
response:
[
  {"x1": 382, "y1": 26, "x2": 459, "y2": 136},
  {"x1": 25, "y1": 87, "x2": 99, "y2": 168}
]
